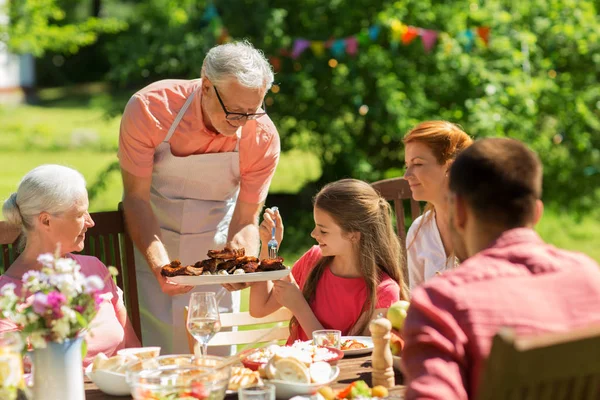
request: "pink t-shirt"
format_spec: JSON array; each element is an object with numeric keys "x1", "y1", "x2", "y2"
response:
[
  {"x1": 287, "y1": 245, "x2": 401, "y2": 343},
  {"x1": 0, "y1": 254, "x2": 132, "y2": 367},
  {"x1": 402, "y1": 228, "x2": 600, "y2": 400},
  {"x1": 118, "y1": 79, "x2": 280, "y2": 204}
]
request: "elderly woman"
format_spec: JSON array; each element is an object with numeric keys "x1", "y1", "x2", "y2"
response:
[{"x1": 0, "y1": 164, "x2": 140, "y2": 366}]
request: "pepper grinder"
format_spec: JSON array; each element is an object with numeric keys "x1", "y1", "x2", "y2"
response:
[{"x1": 370, "y1": 316, "x2": 395, "y2": 388}]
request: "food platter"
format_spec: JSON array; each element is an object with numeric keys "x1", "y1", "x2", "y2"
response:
[
  {"x1": 340, "y1": 336, "x2": 374, "y2": 356},
  {"x1": 168, "y1": 268, "x2": 290, "y2": 285},
  {"x1": 162, "y1": 246, "x2": 289, "y2": 286}
]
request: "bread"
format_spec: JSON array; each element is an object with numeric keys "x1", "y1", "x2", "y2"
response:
[
  {"x1": 228, "y1": 367, "x2": 262, "y2": 391},
  {"x1": 274, "y1": 357, "x2": 311, "y2": 384}
]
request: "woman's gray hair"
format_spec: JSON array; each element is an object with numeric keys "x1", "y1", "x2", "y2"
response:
[
  {"x1": 3, "y1": 165, "x2": 87, "y2": 245},
  {"x1": 202, "y1": 40, "x2": 274, "y2": 90}
]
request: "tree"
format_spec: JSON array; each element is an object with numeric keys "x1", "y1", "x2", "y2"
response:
[
  {"x1": 1, "y1": 0, "x2": 126, "y2": 56},
  {"x1": 102, "y1": 0, "x2": 600, "y2": 213}
]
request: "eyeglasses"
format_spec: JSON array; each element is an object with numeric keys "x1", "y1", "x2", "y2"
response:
[{"x1": 213, "y1": 86, "x2": 267, "y2": 121}]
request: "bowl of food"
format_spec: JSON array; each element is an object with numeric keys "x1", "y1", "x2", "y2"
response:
[
  {"x1": 117, "y1": 346, "x2": 161, "y2": 360},
  {"x1": 242, "y1": 343, "x2": 343, "y2": 371},
  {"x1": 129, "y1": 364, "x2": 231, "y2": 400},
  {"x1": 267, "y1": 358, "x2": 340, "y2": 399},
  {"x1": 85, "y1": 362, "x2": 130, "y2": 396},
  {"x1": 124, "y1": 354, "x2": 198, "y2": 385}
]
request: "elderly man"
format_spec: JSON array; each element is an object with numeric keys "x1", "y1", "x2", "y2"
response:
[
  {"x1": 401, "y1": 138, "x2": 600, "y2": 399},
  {"x1": 118, "y1": 41, "x2": 280, "y2": 354}
]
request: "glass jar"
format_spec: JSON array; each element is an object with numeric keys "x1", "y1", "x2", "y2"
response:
[
  {"x1": 0, "y1": 331, "x2": 27, "y2": 400},
  {"x1": 129, "y1": 361, "x2": 231, "y2": 400}
]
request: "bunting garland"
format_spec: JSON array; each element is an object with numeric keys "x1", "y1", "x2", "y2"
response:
[{"x1": 201, "y1": 4, "x2": 491, "y2": 69}]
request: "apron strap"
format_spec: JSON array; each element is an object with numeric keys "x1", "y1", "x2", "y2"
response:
[{"x1": 163, "y1": 88, "x2": 198, "y2": 143}]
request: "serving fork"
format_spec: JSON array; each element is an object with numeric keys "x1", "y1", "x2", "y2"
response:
[{"x1": 267, "y1": 206, "x2": 279, "y2": 259}]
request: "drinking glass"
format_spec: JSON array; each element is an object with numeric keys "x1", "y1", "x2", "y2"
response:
[
  {"x1": 238, "y1": 384, "x2": 276, "y2": 400},
  {"x1": 312, "y1": 329, "x2": 342, "y2": 349},
  {"x1": 186, "y1": 292, "x2": 221, "y2": 357}
]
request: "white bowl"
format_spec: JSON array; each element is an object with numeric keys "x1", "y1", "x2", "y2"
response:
[
  {"x1": 85, "y1": 364, "x2": 130, "y2": 396},
  {"x1": 117, "y1": 346, "x2": 161, "y2": 360},
  {"x1": 392, "y1": 355, "x2": 402, "y2": 370},
  {"x1": 270, "y1": 366, "x2": 339, "y2": 399}
]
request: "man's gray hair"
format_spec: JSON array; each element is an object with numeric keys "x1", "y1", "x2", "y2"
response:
[{"x1": 202, "y1": 40, "x2": 274, "y2": 90}]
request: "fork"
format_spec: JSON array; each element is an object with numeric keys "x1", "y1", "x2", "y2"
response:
[{"x1": 267, "y1": 206, "x2": 279, "y2": 259}]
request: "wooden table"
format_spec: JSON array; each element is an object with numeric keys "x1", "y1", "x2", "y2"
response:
[{"x1": 85, "y1": 354, "x2": 405, "y2": 399}]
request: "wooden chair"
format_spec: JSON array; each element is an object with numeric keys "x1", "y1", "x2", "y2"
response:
[
  {"x1": 370, "y1": 177, "x2": 421, "y2": 271},
  {"x1": 0, "y1": 203, "x2": 142, "y2": 342},
  {"x1": 185, "y1": 307, "x2": 293, "y2": 352},
  {"x1": 477, "y1": 325, "x2": 600, "y2": 400}
]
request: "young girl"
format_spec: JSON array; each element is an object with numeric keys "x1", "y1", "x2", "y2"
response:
[
  {"x1": 249, "y1": 179, "x2": 408, "y2": 343},
  {"x1": 403, "y1": 121, "x2": 473, "y2": 291}
]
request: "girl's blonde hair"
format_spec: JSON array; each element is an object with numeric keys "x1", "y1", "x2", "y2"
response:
[
  {"x1": 290, "y1": 179, "x2": 408, "y2": 337},
  {"x1": 403, "y1": 121, "x2": 473, "y2": 248}
]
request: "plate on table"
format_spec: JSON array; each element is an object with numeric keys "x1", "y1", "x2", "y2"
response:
[
  {"x1": 242, "y1": 347, "x2": 344, "y2": 372},
  {"x1": 168, "y1": 268, "x2": 290, "y2": 285},
  {"x1": 340, "y1": 336, "x2": 374, "y2": 356},
  {"x1": 269, "y1": 366, "x2": 339, "y2": 399}
]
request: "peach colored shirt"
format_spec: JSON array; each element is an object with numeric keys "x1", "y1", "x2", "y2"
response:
[
  {"x1": 0, "y1": 254, "x2": 138, "y2": 367},
  {"x1": 118, "y1": 79, "x2": 280, "y2": 204}
]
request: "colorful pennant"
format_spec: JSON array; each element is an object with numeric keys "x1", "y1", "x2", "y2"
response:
[{"x1": 201, "y1": 3, "x2": 491, "y2": 61}]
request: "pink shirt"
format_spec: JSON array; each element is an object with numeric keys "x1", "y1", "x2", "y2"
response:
[
  {"x1": 118, "y1": 79, "x2": 280, "y2": 204},
  {"x1": 288, "y1": 245, "x2": 400, "y2": 343},
  {"x1": 0, "y1": 254, "x2": 134, "y2": 367},
  {"x1": 401, "y1": 228, "x2": 600, "y2": 400}
]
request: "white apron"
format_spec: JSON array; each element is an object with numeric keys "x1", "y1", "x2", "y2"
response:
[{"x1": 134, "y1": 87, "x2": 244, "y2": 355}]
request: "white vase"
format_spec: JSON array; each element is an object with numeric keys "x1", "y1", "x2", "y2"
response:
[{"x1": 32, "y1": 337, "x2": 85, "y2": 400}]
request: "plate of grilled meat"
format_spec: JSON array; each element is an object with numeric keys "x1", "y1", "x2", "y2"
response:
[{"x1": 161, "y1": 246, "x2": 289, "y2": 285}]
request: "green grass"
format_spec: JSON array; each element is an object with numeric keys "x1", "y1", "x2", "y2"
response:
[{"x1": 536, "y1": 209, "x2": 600, "y2": 263}]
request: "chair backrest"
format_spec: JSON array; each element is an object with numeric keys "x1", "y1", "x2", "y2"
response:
[
  {"x1": 477, "y1": 325, "x2": 600, "y2": 400},
  {"x1": 0, "y1": 204, "x2": 142, "y2": 342},
  {"x1": 185, "y1": 307, "x2": 293, "y2": 351},
  {"x1": 370, "y1": 177, "x2": 421, "y2": 272}
]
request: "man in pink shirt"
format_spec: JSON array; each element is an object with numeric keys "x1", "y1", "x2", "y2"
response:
[
  {"x1": 118, "y1": 40, "x2": 280, "y2": 354},
  {"x1": 402, "y1": 138, "x2": 600, "y2": 399}
]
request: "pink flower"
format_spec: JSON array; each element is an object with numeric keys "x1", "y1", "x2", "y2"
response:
[
  {"x1": 46, "y1": 292, "x2": 66, "y2": 318},
  {"x1": 94, "y1": 292, "x2": 104, "y2": 311},
  {"x1": 31, "y1": 293, "x2": 48, "y2": 314}
]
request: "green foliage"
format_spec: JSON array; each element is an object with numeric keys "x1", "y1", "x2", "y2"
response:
[
  {"x1": 1, "y1": 0, "x2": 127, "y2": 56},
  {"x1": 101, "y1": 0, "x2": 600, "y2": 213}
]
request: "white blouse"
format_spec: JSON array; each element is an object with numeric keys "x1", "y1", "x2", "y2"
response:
[{"x1": 406, "y1": 210, "x2": 457, "y2": 292}]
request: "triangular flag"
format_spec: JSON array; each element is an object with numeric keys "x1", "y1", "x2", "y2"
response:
[
  {"x1": 368, "y1": 25, "x2": 381, "y2": 41},
  {"x1": 390, "y1": 19, "x2": 406, "y2": 42},
  {"x1": 291, "y1": 39, "x2": 311, "y2": 59},
  {"x1": 421, "y1": 29, "x2": 438, "y2": 52},
  {"x1": 217, "y1": 28, "x2": 230, "y2": 44},
  {"x1": 402, "y1": 26, "x2": 419, "y2": 45},
  {"x1": 209, "y1": 17, "x2": 221, "y2": 35},
  {"x1": 310, "y1": 41, "x2": 325, "y2": 57},
  {"x1": 269, "y1": 56, "x2": 281, "y2": 72},
  {"x1": 330, "y1": 39, "x2": 346, "y2": 57},
  {"x1": 345, "y1": 37, "x2": 358, "y2": 56},
  {"x1": 463, "y1": 29, "x2": 475, "y2": 52},
  {"x1": 477, "y1": 26, "x2": 491, "y2": 46},
  {"x1": 202, "y1": 4, "x2": 219, "y2": 22},
  {"x1": 357, "y1": 31, "x2": 370, "y2": 46}
]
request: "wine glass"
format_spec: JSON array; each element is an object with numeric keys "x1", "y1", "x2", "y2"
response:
[{"x1": 186, "y1": 292, "x2": 221, "y2": 357}]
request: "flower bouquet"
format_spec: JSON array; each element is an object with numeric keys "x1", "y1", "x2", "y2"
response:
[{"x1": 0, "y1": 252, "x2": 111, "y2": 400}]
